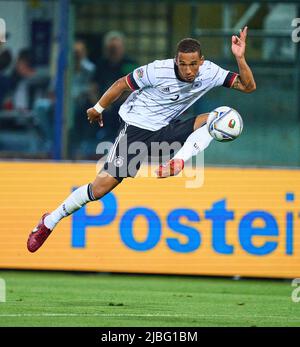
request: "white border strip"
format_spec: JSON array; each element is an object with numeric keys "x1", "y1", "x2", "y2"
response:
[{"x1": 0, "y1": 313, "x2": 299, "y2": 321}]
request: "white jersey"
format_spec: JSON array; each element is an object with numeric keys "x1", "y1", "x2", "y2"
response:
[{"x1": 119, "y1": 59, "x2": 237, "y2": 131}]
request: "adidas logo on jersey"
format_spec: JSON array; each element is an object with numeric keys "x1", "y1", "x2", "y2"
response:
[{"x1": 161, "y1": 87, "x2": 170, "y2": 93}]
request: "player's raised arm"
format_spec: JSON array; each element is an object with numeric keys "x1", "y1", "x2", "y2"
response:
[
  {"x1": 87, "y1": 76, "x2": 132, "y2": 127},
  {"x1": 230, "y1": 26, "x2": 256, "y2": 93}
]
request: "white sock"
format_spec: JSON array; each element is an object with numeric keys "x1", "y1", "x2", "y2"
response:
[
  {"x1": 174, "y1": 125, "x2": 213, "y2": 162},
  {"x1": 44, "y1": 183, "x2": 96, "y2": 230}
]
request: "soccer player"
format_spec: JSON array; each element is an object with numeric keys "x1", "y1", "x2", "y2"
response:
[{"x1": 27, "y1": 26, "x2": 256, "y2": 252}]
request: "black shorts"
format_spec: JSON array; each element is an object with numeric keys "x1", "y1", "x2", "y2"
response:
[{"x1": 101, "y1": 116, "x2": 196, "y2": 182}]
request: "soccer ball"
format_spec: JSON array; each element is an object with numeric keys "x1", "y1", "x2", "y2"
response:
[{"x1": 207, "y1": 106, "x2": 243, "y2": 142}]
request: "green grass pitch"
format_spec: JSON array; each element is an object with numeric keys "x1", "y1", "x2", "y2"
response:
[{"x1": 0, "y1": 271, "x2": 299, "y2": 327}]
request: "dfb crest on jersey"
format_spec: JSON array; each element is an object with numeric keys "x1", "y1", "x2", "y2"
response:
[{"x1": 193, "y1": 81, "x2": 202, "y2": 88}]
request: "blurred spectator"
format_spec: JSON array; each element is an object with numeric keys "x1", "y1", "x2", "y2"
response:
[
  {"x1": 71, "y1": 39, "x2": 97, "y2": 155},
  {"x1": 91, "y1": 31, "x2": 137, "y2": 141},
  {"x1": 10, "y1": 49, "x2": 36, "y2": 110},
  {"x1": 0, "y1": 41, "x2": 12, "y2": 108},
  {"x1": 72, "y1": 39, "x2": 96, "y2": 102},
  {"x1": 10, "y1": 48, "x2": 49, "y2": 111},
  {"x1": 94, "y1": 31, "x2": 136, "y2": 93}
]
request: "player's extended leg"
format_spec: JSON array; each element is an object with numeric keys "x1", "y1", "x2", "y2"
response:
[
  {"x1": 27, "y1": 172, "x2": 120, "y2": 252},
  {"x1": 156, "y1": 113, "x2": 213, "y2": 178}
]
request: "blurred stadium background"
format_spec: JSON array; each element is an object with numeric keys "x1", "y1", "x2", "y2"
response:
[
  {"x1": 1, "y1": 0, "x2": 300, "y2": 327},
  {"x1": 1, "y1": 0, "x2": 299, "y2": 163}
]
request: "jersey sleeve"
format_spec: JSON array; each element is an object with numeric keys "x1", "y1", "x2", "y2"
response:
[
  {"x1": 222, "y1": 71, "x2": 239, "y2": 88},
  {"x1": 209, "y1": 62, "x2": 238, "y2": 88},
  {"x1": 125, "y1": 62, "x2": 157, "y2": 91}
]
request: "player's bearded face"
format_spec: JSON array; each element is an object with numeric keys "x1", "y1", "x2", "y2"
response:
[{"x1": 176, "y1": 52, "x2": 204, "y2": 82}]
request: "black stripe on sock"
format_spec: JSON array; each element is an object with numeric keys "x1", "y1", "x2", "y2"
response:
[{"x1": 87, "y1": 183, "x2": 96, "y2": 201}]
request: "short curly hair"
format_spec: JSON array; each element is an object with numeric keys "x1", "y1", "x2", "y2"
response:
[{"x1": 176, "y1": 38, "x2": 202, "y2": 58}]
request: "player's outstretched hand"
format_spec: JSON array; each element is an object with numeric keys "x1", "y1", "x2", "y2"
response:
[
  {"x1": 155, "y1": 159, "x2": 184, "y2": 178},
  {"x1": 231, "y1": 26, "x2": 247, "y2": 59},
  {"x1": 87, "y1": 107, "x2": 104, "y2": 127}
]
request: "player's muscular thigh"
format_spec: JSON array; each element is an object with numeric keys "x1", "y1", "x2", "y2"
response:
[{"x1": 193, "y1": 113, "x2": 209, "y2": 131}]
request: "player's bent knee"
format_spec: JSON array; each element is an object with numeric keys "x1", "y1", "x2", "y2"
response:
[
  {"x1": 194, "y1": 113, "x2": 209, "y2": 130},
  {"x1": 91, "y1": 172, "x2": 121, "y2": 199},
  {"x1": 91, "y1": 183, "x2": 113, "y2": 200}
]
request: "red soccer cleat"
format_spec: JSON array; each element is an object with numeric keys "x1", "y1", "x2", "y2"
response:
[
  {"x1": 156, "y1": 159, "x2": 185, "y2": 178},
  {"x1": 27, "y1": 213, "x2": 52, "y2": 253}
]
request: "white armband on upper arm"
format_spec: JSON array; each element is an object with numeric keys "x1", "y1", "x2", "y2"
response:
[{"x1": 174, "y1": 125, "x2": 213, "y2": 162}]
